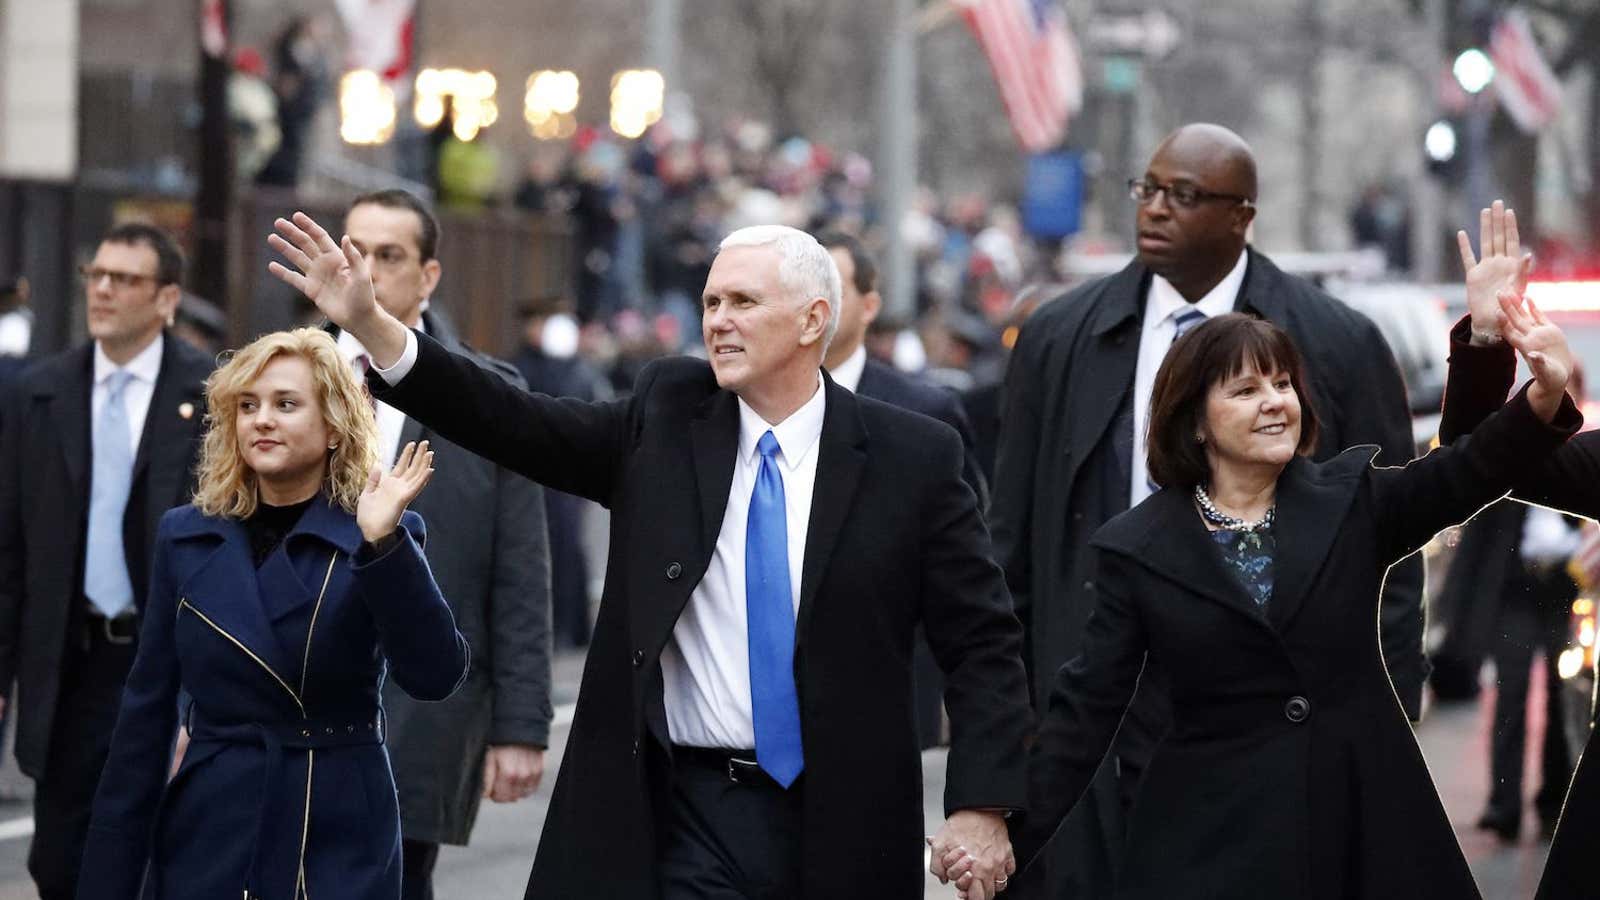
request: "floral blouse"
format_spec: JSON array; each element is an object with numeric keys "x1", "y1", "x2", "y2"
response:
[{"x1": 1208, "y1": 524, "x2": 1275, "y2": 608}]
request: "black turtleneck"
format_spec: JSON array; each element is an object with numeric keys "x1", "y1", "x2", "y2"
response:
[{"x1": 245, "y1": 495, "x2": 316, "y2": 567}]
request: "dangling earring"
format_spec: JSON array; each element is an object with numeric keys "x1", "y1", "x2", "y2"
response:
[{"x1": 328, "y1": 442, "x2": 339, "y2": 451}]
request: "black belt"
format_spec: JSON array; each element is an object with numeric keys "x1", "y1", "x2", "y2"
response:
[
  {"x1": 84, "y1": 608, "x2": 138, "y2": 645},
  {"x1": 671, "y1": 745, "x2": 784, "y2": 788}
]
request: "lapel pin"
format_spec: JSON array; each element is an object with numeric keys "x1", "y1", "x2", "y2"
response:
[{"x1": 178, "y1": 402, "x2": 195, "y2": 420}]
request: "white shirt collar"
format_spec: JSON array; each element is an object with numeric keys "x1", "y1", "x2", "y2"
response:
[
  {"x1": 828, "y1": 345, "x2": 868, "y2": 394},
  {"x1": 1147, "y1": 248, "x2": 1250, "y2": 326},
  {"x1": 736, "y1": 375, "x2": 827, "y2": 474},
  {"x1": 94, "y1": 332, "x2": 164, "y2": 386}
]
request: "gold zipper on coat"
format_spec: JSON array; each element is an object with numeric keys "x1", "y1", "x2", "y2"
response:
[
  {"x1": 179, "y1": 548, "x2": 340, "y2": 899},
  {"x1": 178, "y1": 600, "x2": 304, "y2": 716}
]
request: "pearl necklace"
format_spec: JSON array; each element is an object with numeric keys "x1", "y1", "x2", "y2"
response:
[{"x1": 1194, "y1": 485, "x2": 1275, "y2": 533}]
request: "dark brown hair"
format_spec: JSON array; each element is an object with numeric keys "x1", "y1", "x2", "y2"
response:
[
  {"x1": 348, "y1": 189, "x2": 440, "y2": 261},
  {"x1": 1145, "y1": 312, "x2": 1319, "y2": 490}
]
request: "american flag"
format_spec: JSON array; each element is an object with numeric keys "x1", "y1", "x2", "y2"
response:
[
  {"x1": 1490, "y1": 8, "x2": 1563, "y2": 133},
  {"x1": 200, "y1": 0, "x2": 227, "y2": 59},
  {"x1": 958, "y1": 0, "x2": 1084, "y2": 153},
  {"x1": 335, "y1": 0, "x2": 417, "y2": 84},
  {"x1": 1571, "y1": 523, "x2": 1600, "y2": 590}
]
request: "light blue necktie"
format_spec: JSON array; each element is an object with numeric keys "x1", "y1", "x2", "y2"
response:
[
  {"x1": 746, "y1": 430, "x2": 803, "y2": 787},
  {"x1": 85, "y1": 370, "x2": 136, "y2": 617},
  {"x1": 1145, "y1": 307, "x2": 1209, "y2": 494}
]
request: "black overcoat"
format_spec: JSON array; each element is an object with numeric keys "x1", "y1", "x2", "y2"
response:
[
  {"x1": 1436, "y1": 320, "x2": 1600, "y2": 900},
  {"x1": 343, "y1": 313, "x2": 555, "y2": 847},
  {"x1": 0, "y1": 334, "x2": 212, "y2": 777},
  {"x1": 1012, "y1": 386, "x2": 1578, "y2": 900},
  {"x1": 369, "y1": 332, "x2": 1034, "y2": 899}
]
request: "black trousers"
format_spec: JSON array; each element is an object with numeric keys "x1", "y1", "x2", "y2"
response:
[
  {"x1": 1487, "y1": 597, "x2": 1573, "y2": 822},
  {"x1": 652, "y1": 746, "x2": 803, "y2": 900},
  {"x1": 28, "y1": 628, "x2": 136, "y2": 900},
  {"x1": 401, "y1": 838, "x2": 441, "y2": 900}
]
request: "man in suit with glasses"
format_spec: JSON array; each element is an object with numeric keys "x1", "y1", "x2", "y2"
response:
[{"x1": 0, "y1": 223, "x2": 212, "y2": 899}]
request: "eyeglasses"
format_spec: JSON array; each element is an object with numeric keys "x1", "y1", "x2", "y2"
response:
[
  {"x1": 78, "y1": 265, "x2": 162, "y2": 289},
  {"x1": 1128, "y1": 178, "x2": 1254, "y2": 210}
]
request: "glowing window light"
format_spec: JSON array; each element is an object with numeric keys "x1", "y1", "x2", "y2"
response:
[
  {"x1": 340, "y1": 70, "x2": 397, "y2": 145},
  {"x1": 525, "y1": 70, "x2": 580, "y2": 140},
  {"x1": 414, "y1": 67, "x2": 499, "y2": 141},
  {"x1": 610, "y1": 69, "x2": 664, "y2": 139}
]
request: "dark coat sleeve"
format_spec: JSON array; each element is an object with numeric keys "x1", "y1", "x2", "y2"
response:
[
  {"x1": 988, "y1": 316, "x2": 1050, "y2": 690},
  {"x1": 80, "y1": 515, "x2": 185, "y2": 899},
  {"x1": 1438, "y1": 316, "x2": 1600, "y2": 516},
  {"x1": 372, "y1": 331, "x2": 637, "y2": 505},
  {"x1": 1010, "y1": 547, "x2": 1146, "y2": 868},
  {"x1": 353, "y1": 511, "x2": 470, "y2": 702},
  {"x1": 1322, "y1": 303, "x2": 1430, "y2": 719},
  {"x1": 487, "y1": 466, "x2": 554, "y2": 746},
  {"x1": 925, "y1": 386, "x2": 989, "y2": 511},
  {"x1": 916, "y1": 424, "x2": 1033, "y2": 814},
  {"x1": 1369, "y1": 385, "x2": 1582, "y2": 562}
]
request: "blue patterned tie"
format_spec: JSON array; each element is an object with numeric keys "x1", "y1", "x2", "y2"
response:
[
  {"x1": 746, "y1": 430, "x2": 803, "y2": 787},
  {"x1": 1145, "y1": 307, "x2": 1209, "y2": 494},
  {"x1": 85, "y1": 370, "x2": 136, "y2": 617}
]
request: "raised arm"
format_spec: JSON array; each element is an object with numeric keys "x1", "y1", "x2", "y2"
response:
[
  {"x1": 267, "y1": 211, "x2": 632, "y2": 504},
  {"x1": 1372, "y1": 294, "x2": 1581, "y2": 561}
]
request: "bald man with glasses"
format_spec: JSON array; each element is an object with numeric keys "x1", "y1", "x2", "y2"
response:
[{"x1": 989, "y1": 123, "x2": 1423, "y2": 898}]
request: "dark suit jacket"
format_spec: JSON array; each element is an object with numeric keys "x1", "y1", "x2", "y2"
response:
[
  {"x1": 369, "y1": 333, "x2": 1033, "y2": 898},
  {"x1": 0, "y1": 333, "x2": 212, "y2": 777},
  {"x1": 1436, "y1": 320, "x2": 1600, "y2": 900},
  {"x1": 79, "y1": 504, "x2": 469, "y2": 900},
  {"x1": 339, "y1": 312, "x2": 554, "y2": 846},
  {"x1": 857, "y1": 358, "x2": 989, "y2": 509},
  {"x1": 1015, "y1": 387, "x2": 1577, "y2": 900}
]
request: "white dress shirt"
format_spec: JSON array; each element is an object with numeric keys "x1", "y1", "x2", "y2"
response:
[
  {"x1": 375, "y1": 327, "x2": 826, "y2": 748},
  {"x1": 338, "y1": 321, "x2": 424, "y2": 466},
  {"x1": 828, "y1": 344, "x2": 868, "y2": 394},
  {"x1": 1129, "y1": 250, "x2": 1249, "y2": 507},
  {"x1": 92, "y1": 334, "x2": 163, "y2": 458}
]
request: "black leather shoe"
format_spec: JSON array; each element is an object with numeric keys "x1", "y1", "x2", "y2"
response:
[{"x1": 1477, "y1": 808, "x2": 1521, "y2": 842}]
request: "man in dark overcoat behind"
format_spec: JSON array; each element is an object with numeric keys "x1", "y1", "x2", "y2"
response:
[
  {"x1": 988, "y1": 123, "x2": 1425, "y2": 898},
  {"x1": 267, "y1": 214, "x2": 1034, "y2": 900},
  {"x1": 0, "y1": 223, "x2": 213, "y2": 900},
  {"x1": 328, "y1": 189, "x2": 553, "y2": 900}
]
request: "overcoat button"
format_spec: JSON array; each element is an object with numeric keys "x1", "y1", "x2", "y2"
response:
[
  {"x1": 325, "y1": 727, "x2": 334, "y2": 735},
  {"x1": 633, "y1": 649, "x2": 646, "y2": 667},
  {"x1": 301, "y1": 729, "x2": 311, "y2": 737},
  {"x1": 347, "y1": 725, "x2": 355, "y2": 733},
  {"x1": 633, "y1": 738, "x2": 641, "y2": 756},
  {"x1": 1284, "y1": 696, "x2": 1311, "y2": 723},
  {"x1": 1083, "y1": 580, "x2": 1094, "y2": 591},
  {"x1": 666, "y1": 562, "x2": 683, "y2": 580}
]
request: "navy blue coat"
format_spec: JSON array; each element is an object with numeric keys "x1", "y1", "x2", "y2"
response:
[{"x1": 78, "y1": 500, "x2": 469, "y2": 900}]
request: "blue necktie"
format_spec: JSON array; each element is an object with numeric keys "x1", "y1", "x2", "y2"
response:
[
  {"x1": 1144, "y1": 307, "x2": 1208, "y2": 494},
  {"x1": 746, "y1": 430, "x2": 803, "y2": 787},
  {"x1": 85, "y1": 370, "x2": 136, "y2": 617}
]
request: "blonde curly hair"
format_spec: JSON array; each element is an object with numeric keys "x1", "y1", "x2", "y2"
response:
[{"x1": 193, "y1": 328, "x2": 379, "y2": 518}]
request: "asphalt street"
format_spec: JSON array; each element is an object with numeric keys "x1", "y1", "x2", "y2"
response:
[{"x1": 0, "y1": 652, "x2": 1561, "y2": 898}]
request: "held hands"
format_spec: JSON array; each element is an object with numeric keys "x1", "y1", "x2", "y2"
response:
[
  {"x1": 482, "y1": 744, "x2": 546, "y2": 803},
  {"x1": 356, "y1": 441, "x2": 435, "y2": 544},
  {"x1": 928, "y1": 810, "x2": 1016, "y2": 900},
  {"x1": 1499, "y1": 291, "x2": 1573, "y2": 423},
  {"x1": 1457, "y1": 200, "x2": 1533, "y2": 343}
]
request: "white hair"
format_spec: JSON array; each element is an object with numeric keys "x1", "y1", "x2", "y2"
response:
[{"x1": 717, "y1": 225, "x2": 842, "y2": 350}]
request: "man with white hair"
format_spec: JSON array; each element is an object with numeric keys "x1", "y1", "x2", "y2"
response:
[{"x1": 267, "y1": 214, "x2": 1034, "y2": 900}]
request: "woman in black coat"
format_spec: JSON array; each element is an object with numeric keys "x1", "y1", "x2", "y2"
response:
[{"x1": 937, "y1": 307, "x2": 1579, "y2": 900}]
